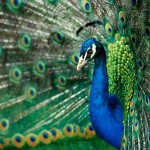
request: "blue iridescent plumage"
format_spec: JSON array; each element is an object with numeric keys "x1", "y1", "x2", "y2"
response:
[{"x1": 79, "y1": 39, "x2": 124, "y2": 149}]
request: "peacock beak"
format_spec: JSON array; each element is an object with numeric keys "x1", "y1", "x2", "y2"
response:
[{"x1": 77, "y1": 55, "x2": 87, "y2": 71}]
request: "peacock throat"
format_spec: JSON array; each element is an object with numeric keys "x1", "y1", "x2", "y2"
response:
[
  {"x1": 107, "y1": 40, "x2": 135, "y2": 122},
  {"x1": 87, "y1": 39, "x2": 124, "y2": 149}
]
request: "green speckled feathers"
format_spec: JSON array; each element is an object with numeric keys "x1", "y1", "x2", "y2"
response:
[
  {"x1": 107, "y1": 41, "x2": 135, "y2": 122},
  {"x1": 0, "y1": 0, "x2": 149, "y2": 150}
]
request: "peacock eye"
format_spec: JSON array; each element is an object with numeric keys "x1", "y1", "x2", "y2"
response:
[{"x1": 87, "y1": 50, "x2": 92, "y2": 54}]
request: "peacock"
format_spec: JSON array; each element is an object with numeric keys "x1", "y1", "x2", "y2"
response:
[{"x1": 0, "y1": 0, "x2": 149, "y2": 150}]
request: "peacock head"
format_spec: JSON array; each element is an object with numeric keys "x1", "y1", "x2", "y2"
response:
[{"x1": 77, "y1": 38, "x2": 101, "y2": 71}]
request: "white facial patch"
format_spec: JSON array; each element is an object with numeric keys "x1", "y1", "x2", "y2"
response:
[
  {"x1": 77, "y1": 44, "x2": 97, "y2": 71},
  {"x1": 91, "y1": 44, "x2": 96, "y2": 59}
]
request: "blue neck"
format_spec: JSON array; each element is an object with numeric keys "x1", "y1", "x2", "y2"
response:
[
  {"x1": 89, "y1": 46, "x2": 124, "y2": 149},
  {"x1": 90, "y1": 47, "x2": 108, "y2": 105}
]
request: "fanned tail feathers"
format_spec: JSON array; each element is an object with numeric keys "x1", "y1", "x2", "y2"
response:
[{"x1": 0, "y1": 0, "x2": 149, "y2": 149}]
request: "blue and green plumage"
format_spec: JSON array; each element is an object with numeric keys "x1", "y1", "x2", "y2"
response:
[
  {"x1": 12, "y1": 133, "x2": 25, "y2": 148},
  {"x1": 9, "y1": 66, "x2": 22, "y2": 84},
  {"x1": 18, "y1": 33, "x2": 32, "y2": 52},
  {"x1": 79, "y1": 38, "x2": 124, "y2": 148},
  {"x1": 6, "y1": 0, "x2": 23, "y2": 13},
  {"x1": 33, "y1": 61, "x2": 46, "y2": 77},
  {"x1": 39, "y1": 129, "x2": 52, "y2": 145},
  {"x1": 0, "y1": 0, "x2": 149, "y2": 150}
]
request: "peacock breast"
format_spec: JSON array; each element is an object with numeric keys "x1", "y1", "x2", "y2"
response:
[{"x1": 106, "y1": 41, "x2": 135, "y2": 122}]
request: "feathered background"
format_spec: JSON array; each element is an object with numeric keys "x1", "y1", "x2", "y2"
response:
[{"x1": 0, "y1": 0, "x2": 149, "y2": 150}]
